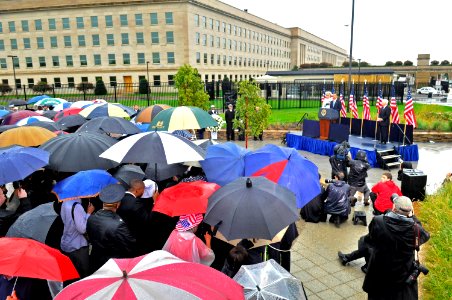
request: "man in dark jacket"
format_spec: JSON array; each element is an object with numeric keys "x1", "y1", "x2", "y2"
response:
[
  {"x1": 87, "y1": 184, "x2": 136, "y2": 274},
  {"x1": 348, "y1": 150, "x2": 371, "y2": 206},
  {"x1": 330, "y1": 93, "x2": 342, "y2": 112},
  {"x1": 377, "y1": 98, "x2": 391, "y2": 144},
  {"x1": 225, "y1": 104, "x2": 235, "y2": 141},
  {"x1": 329, "y1": 144, "x2": 350, "y2": 182},
  {"x1": 323, "y1": 172, "x2": 351, "y2": 228}
]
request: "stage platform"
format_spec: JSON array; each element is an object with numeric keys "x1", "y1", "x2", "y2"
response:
[{"x1": 286, "y1": 132, "x2": 419, "y2": 168}]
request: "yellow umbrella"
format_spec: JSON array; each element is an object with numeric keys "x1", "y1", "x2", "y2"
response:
[{"x1": 0, "y1": 127, "x2": 57, "y2": 147}]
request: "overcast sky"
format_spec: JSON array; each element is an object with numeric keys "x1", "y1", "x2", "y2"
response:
[{"x1": 221, "y1": 0, "x2": 450, "y2": 66}]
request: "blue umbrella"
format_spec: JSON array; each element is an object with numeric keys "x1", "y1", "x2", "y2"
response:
[
  {"x1": 0, "y1": 146, "x2": 49, "y2": 185},
  {"x1": 52, "y1": 169, "x2": 119, "y2": 201},
  {"x1": 27, "y1": 94, "x2": 50, "y2": 105},
  {"x1": 244, "y1": 144, "x2": 321, "y2": 208},
  {"x1": 200, "y1": 142, "x2": 250, "y2": 186},
  {"x1": 0, "y1": 110, "x2": 10, "y2": 118},
  {"x1": 112, "y1": 103, "x2": 135, "y2": 116}
]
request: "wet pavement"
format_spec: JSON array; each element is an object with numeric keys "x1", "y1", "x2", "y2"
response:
[{"x1": 230, "y1": 138, "x2": 450, "y2": 299}]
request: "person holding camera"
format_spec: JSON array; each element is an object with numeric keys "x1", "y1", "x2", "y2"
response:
[
  {"x1": 348, "y1": 150, "x2": 371, "y2": 206},
  {"x1": 329, "y1": 143, "x2": 350, "y2": 182},
  {"x1": 323, "y1": 172, "x2": 351, "y2": 228}
]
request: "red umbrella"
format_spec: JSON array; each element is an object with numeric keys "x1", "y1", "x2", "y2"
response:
[
  {"x1": 153, "y1": 181, "x2": 220, "y2": 216},
  {"x1": 54, "y1": 107, "x2": 83, "y2": 121},
  {"x1": 2, "y1": 111, "x2": 40, "y2": 125},
  {"x1": 0, "y1": 237, "x2": 79, "y2": 282},
  {"x1": 56, "y1": 250, "x2": 244, "y2": 300}
]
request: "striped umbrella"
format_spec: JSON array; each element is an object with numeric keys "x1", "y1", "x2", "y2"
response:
[
  {"x1": 0, "y1": 127, "x2": 57, "y2": 147},
  {"x1": 79, "y1": 103, "x2": 130, "y2": 119},
  {"x1": 16, "y1": 116, "x2": 54, "y2": 126},
  {"x1": 136, "y1": 104, "x2": 171, "y2": 123},
  {"x1": 2, "y1": 110, "x2": 41, "y2": 125},
  {"x1": 54, "y1": 107, "x2": 83, "y2": 121},
  {"x1": 35, "y1": 98, "x2": 67, "y2": 107},
  {"x1": 52, "y1": 102, "x2": 72, "y2": 111},
  {"x1": 148, "y1": 106, "x2": 217, "y2": 131},
  {"x1": 70, "y1": 101, "x2": 95, "y2": 109},
  {"x1": 26, "y1": 94, "x2": 51, "y2": 105}
]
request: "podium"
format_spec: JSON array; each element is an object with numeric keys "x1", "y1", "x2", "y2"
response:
[{"x1": 318, "y1": 108, "x2": 339, "y2": 140}]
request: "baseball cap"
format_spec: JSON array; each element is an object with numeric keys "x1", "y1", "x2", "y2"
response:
[{"x1": 393, "y1": 196, "x2": 413, "y2": 216}]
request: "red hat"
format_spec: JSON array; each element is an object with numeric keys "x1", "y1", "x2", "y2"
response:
[{"x1": 175, "y1": 214, "x2": 203, "y2": 231}]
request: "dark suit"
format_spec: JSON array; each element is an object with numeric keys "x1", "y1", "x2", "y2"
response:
[
  {"x1": 330, "y1": 99, "x2": 342, "y2": 112},
  {"x1": 225, "y1": 109, "x2": 235, "y2": 141},
  {"x1": 208, "y1": 109, "x2": 218, "y2": 115},
  {"x1": 378, "y1": 105, "x2": 391, "y2": 143}
]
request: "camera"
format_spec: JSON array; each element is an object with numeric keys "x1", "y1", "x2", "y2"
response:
[
  {"x1": 324, "y1": 179, "x2": 337, "y2": 184},
  {"x1": 335, "y1": 141, "x2": 350, "y2": 161},
  {"x1": 405, "y1": 261, "x2": 429, "y2": 285}
]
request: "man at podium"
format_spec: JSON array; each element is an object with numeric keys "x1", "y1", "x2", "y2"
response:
[{"x1": 330, "y1": 93, "x2": 342, "y2": 113}]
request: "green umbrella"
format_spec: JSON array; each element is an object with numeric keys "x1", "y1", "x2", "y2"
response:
[
  {"x1": 35, "y1": 98, "x2": 67, "y2": 107},
  {"x1": 148, "y1": 106, "x2": 218, "y2": 131}
]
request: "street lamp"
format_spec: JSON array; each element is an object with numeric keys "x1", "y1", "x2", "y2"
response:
[
  {"x1": 357, "y1": 58, "x2": 361, "y2": 85},
  {"x1": 347, "y1": 0, "x2": 355, "y2": 94},
  {"x1": 146, "y1": 61, "x2": 150, "y2": 106},
  {"x1": 7, "y1": 55, "x2": 18, "y2": 98}
]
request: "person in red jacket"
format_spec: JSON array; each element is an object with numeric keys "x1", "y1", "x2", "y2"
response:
[{"x1": 371, "y1": 172, "x2": 402, "y2": 214}]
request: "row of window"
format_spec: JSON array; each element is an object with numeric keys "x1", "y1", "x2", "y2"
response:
[
  {"x1": 194, "y1": 14, "x2": 290, "y2": 48},
  {"x1": 0, "y1": 13, "x2": 174, "y2": 33},
  {"x1": 194, "y1": 52, "x2": 290, "y2": 69},
  {"x1": 0, "y1": 52, "x2": 175, "y2": 69},
  {"x1": 0, "y1": 32, "x2": 174, "y2": 50}
]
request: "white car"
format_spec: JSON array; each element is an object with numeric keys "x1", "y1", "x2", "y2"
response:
[{"x1": 416, "y1": 87, "x2": 441, "y2": 95}]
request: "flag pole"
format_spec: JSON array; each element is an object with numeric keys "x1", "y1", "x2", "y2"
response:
[
  {"x1": 360, "y1": 80, "x2": 367, "y2": 138},
  {"x1": 349, "y1": 80, "x2": 354, "y2": 132},
  {"x1": 388, "y1": 80, "x2": 394, "y2": 138}
]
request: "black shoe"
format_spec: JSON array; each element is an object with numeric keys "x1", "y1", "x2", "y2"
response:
[
  {"x1": 350, "y1": 197, "x2": 357, "y2": 207},
  {"x1": 253, "y1": 137, "x2": 258, "y2": 141},
  {"x1": 361, "y1": 264, "x2": 368, "y2": 273},
  {"x1": 364, "y1": 200, "x2": 370, "y2": 206},
  {"x1": 338, "y1": 251, "x2": 349, "y2": 266},
  {"x1": 334, "y1": 218, "x2": 341, "y2": 228}
]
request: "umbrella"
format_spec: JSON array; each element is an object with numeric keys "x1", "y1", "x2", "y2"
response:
[
  {"x1": 193, "y1": 138, "x2": 219, "y2": 151},
  {"x1": 244, "y1": 144, "x2": 321, "y2": 208},
  {"x1": 16, "y1": 116, "x2": 54, "y2": 126},
  {"x1": 148, "y1": 106, "x2": 217, "y2": 131},
  {"x1": 79, "y1": 103, "x2": 130, "y2": 119},
  {"x1": 8, "y1": 99, "x2": 28, "y2": 106},
  {"x1": 100, "y1": 131, "x2": 205, "y2": 165},
  {"x1": 2, "y1": 110, "x2": 40, "y2": 125},
  {"x1": 200, "y1": 142, "x2": 250, "y2": 186},
  {"x1": 204, "y1": 177, "x2": 299, "y2": 241},
  {"x1": 76, "y1": 116, "x2": 141, "y2": 135},
  {"x1": 52, "y1": 169, "x2": 119, "y2": 201},
  {"x1": 0, "y1": 146, "x2": 49, "y2": 185},
  {"x1": 135, "y1": 104, "x2": 171, "y2": 123},
  {"x1": 54, "y1": 107, "x2": 83, "y2": 121},
  {"x1": 6, "y1": 203, "x2": 57, "y2": 243},
  {"x1": 56, "y1": 114, "x2": 87, "y2": 129},
  {"x1": 0, "y1": 126, "x2": 57, "y2": 147},
  {"x1": 0, "y1": 125, "x2": 18, "y2": 133},
  {"x1": 42, "y1": 110, "x2": 58, "y2": 120},
  {"x1": 153, "y1": 181, "x2": 220, "y2": 216},
  {"x1": 39, "y1": 132, "x2": 119, "y2": 172},
  {"x1": 112, "y1": 103, "x2": 135, "y2": 116},
  {"x1": 25, "y1": 121, "x2": 64, "y2": 132},
  {"x1": 52, "y1": 102, "x2": 72, "y2": 111},
  {"x1": 0, "y1": 109, "x2": 10, "y2": 117},
  {"x1": 26, "y1": 94, "x2": 50, "y2": 105},
  {"x1": 92, "y1": 99, "x2": 107, "y2": 104},
  {"x1": 70, "y1": 100, "x2": 95, "y2": 109},
  {"x1": 172, "y1": 129, "x2": 195, "y2": 140},
  {"x1": 55, "y1": 250, "x2": 243, "y2": 300},
  {"x1": 145, "y1": 162, "x2": 187, "y2": 181},
  {"x1": 233, "y1": 259, "x2": 306, "y2": 300},
  {"x1": 35, "y1": 98, "x2": 67, "y2": 107},
  {"x1": 0, "y1": 237, "x2": 79, "y2": 282},
  {"x1": 113, "y1": 165, "x2": 145, "y2": 187}
]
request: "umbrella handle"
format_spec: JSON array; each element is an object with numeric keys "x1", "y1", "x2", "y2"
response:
[{"x1": 11, "y1": 277, "x2": 18, "y2": 297}]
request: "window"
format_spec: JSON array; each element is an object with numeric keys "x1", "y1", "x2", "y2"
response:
[
  {"x1": 108, "y1": 53, "x2": 116, "y2": 65},
  {"x1": 0, "y1": 58, "x2": 6, "y2": 69},
  {"x1": 54, "y1": 77, "x2": 61, "y2": 88},
  {"x1": 15, "y1": 79, "x2": 21, "y2": 88},
  {"x1": 123, "y1": 53, "x2": 130, "y2": 65},
  {"x1": 62, "y1": 18, "x2": 70, "y2": 29},
  {"x1": 94, "y1": 54, "x2": 101, "y2": 65},
  {"x1": 25, "y1": 57, "x2": 33, "y2": 68},
  {"x1": 223, "y1": 55, "x2": 226, "y2": 65},
  {"x1": 66, "y1": 55, "x2": 73, "y2": 67},
  {"x1": 168, "y1": 75, "x2": 174, "y2": 86},
  {"x1": 217, "y1": 54, "x2": 220, "y2": 65},
  {"x1": 151, "y1": 32, "x2": 159, "y2": 44},
  {"x1": 210, "y1": 54, "x2": 214, "y2": 64},
  {"x1": 153, "y1": 75, "x2": 161, "y2": 86},
  {"x1": 194, "y1": 14, "x2": 199, "y2": 27},
  {"x1": 167, "y1": 52, "x2": 175, "y2": 64},
  {"x1": 166, "y1": 31, "x2": 174, "y2": 43},
  {"x1": 208, "y1": 18, "x2": 213, "y2": 29},
  {"x1": 202, "y1": 16, "x2": 206, "y2": 28},
  {"x1": 78, "y1": 35, "x2": 86, "y2": 47},
  {"x1": 21, "y1": 20, "x2": 29, "y2": 32},
  {"x1": 92, "y1": 34, "x2": 100, "y2": 46},
  {"x1": 76, "y1": 17, "x2": 84, "y2": 29},
  {"x1": 12, "y1": 57, "x2": 19, "y2": 68},
  {"x1": 209, "y1": 35, "x2": 214, "y2": 47},
  {"x1": 135, "y1": 14, "x2": 143, "y2": 26},
  {"x1": 64, "y1": 36, "x2": 72, "y2": 47},
  {"x1": 52, "y1": 56, "x2": 59, "y2": 67},
  {"x1": 227, "y1": 24, "x2": 231, "y2": 34},
  {"x1": 106, "y1": 34, "x2": 114, "y2": 46},
  {"x1": 36, "y1": 37, "x2": 44, "y2": 49},
  {"x1": 109, "y1": 76, "x2": 116, "y2": 87},
  {"x1": 203, "y1": 53, "x2": 207, "y2": 64},
  {"x1": 27, "y1": 78, "x2": 34, "y2": 88},
  {"x1": 34, "y1": 19, "x2": 43, "y2": 31},
  {"x1": 68, "y1": 77, "x2": 75, "y2": 87},
  {"x1": 0, "y1": 22, "x2": 2, "y2": 33},
  {"x1": 120, "y1": 14, "x2": 128, "y2": 26},
  {"x1": 80, "y1": 55, "x2": 87, "y2": 66},
  {"x1": 202, "y1": 34, "x2": 206, "y2": 46},
  {"x1": 222, "y1": 38, "x2": 226, "y2": 49},
  {"x1": 150, "y1": 13, "x2": 158, "y2": 25},
  {"x1": 39, "y1": 56, "x2": 46, "y2": 67},
  {"x1": 137, "y1": 53, "x2": 145, "y2": 64},
  {"x1": 215, "y1": 20, "x2": 220, "y2": 31},
  {"x1": 233, "y1": 25, "x2": 236, "y2": 36},
  {"x1": 136, "y1": 32, "x2": 144, "y2": 44},
  {"x1": 196, "y1": 52, "x2": 200, "y2": 63},
  {"x1": 215, "y1": 37, "x2": 220, "y2": 48},
  {"x1": 195, "y1": 32, "x2": 200, "y2": 45},
  {"x1": 48, "y1": 18, "x2": 56, "y2": 30},
  {"x1": 11, "y1": 39, "x2": 18, "y2": 50},
  {"x1": 222, "y1": 22, "x2": 225, "y2": 33},
  {"x1": 105, "y1": 15, "x2": 113, "y2": 27},
  {"x1": 165, "y1": 12, "x2": 173, "y2": 25},
  {"x1": 152, "y1": 52, "x2": 160, "y2": 64},
  {"x1": 90, "y1": 16, "x2": 98, "y2": 28},
  {"x1": 8, "y1": 21, "x2": 16, "y2": 32},
  {"x1": 23, "y1": 38, "x2": 31, "y2": 49},
  {"x1": 95, "y1": 76, "x2": 102, "y2": 82},
  {"x1": 81, "y1": 76, "x2": 88, "y2": 83},
  {"x1": 121, "y1": 33, "x2": 129, "y2": 45}
]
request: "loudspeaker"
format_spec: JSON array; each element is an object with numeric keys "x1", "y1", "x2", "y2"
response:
[{"x1": 401, "y1": 169, "x2": 427, "y2": 201}]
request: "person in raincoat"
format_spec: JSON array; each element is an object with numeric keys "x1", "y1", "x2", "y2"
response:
[
  {"x1": 163, "y1": 213, "x2": 215, "y2": 266},
  {"x1": 323, "y1": 172, "x2": 351, "y2": 228}
]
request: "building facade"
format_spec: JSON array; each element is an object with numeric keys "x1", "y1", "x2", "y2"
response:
[{"x1": 0, "y1": 0, "x2": 348, "y2": 88}]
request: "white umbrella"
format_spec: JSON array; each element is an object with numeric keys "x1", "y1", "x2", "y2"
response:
[
  {"x1": 70, "y1": 100, "x2": 94, "y2": 109},
  {"x1": 16, "y1": 116, "x2": 54, "y2": 126}
]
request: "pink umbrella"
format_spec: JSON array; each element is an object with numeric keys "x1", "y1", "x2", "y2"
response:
[
  {"x1": 2, "y1": 111, "x2": 40, "y2": 125},
  {"x1": 56, "y1": 250, "x2": 244, "y2": 300}
]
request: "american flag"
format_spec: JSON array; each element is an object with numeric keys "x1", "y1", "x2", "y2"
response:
[
  {"x1": 404, "y1": 86, "x2": 416, "y2": 128},
  {"x1": 321, "y1": 84, "x2": 326, "y2": 106},
  {"x1": 340, "y1": 82, "x2": 346, "y2": 117},
  {"x1": 376, "y1": 82, "x2": 383, "y2": 113},
  {"x1": 390, "y1": 84, "x2": 400, "y2": 124},
  {"x1": 349, "y1": 83, "x2": 359, "y2": 119},
  {"x1": 362, "y1": 83, "x2": 371, "y2": 120}
]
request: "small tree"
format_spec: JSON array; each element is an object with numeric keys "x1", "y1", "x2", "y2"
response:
[
  {"x1": 360, "y1": 61, "x2": 370, "y2": 67},
  {"x1": 385, "y1": 61, "x2": 394, "y2": 66},
  {"x1": 174, "y1": 64, "x2": 210, "y2": 109},
  {"x1": 440, "y1": 60, "x2": 450, "y2": 66},
  {"x1": 94, "y1": 80, "x2": 107, "y2": 96},
  {"x1": 403, "y1": 60, "x2": 414, "y2": 66},
  {"x1": 32, "y1": 81, "x2": 52, "y2": 93},
  {"x1": 139, "y1": 78, "x2": 149, "y2": 94},
  {"x1": 291, "y1": 65, "x2": 299, "y2": 71},
  {"x1": 76, "y1": 82, "x2": 94, "y2": 92},
  {"x1": 394, "y1": 61, "x2": 403, "y2": 66},
  {"x1": 0, "y1": 84, "x2": 12, "y2": 95},
  {"x1": 431, "y1": 60, "x2": 439, "y2": 66},
  {"x1": 234, "y1": 81, "x2": 271, "y2": 138}
]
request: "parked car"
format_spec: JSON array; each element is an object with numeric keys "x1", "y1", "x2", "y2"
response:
[{"x1": 416, "y1": 87, "x2": 441, "y2": 95}]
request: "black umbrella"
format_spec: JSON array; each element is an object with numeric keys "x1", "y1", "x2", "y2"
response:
[
  {"x1": 39, "y1": 132, "x2": 118, "y2": 172},
  {"x1": 0, "y1": 125, "x2": 18, "y2": 133},
  {"x1": 25, "y1": 121, "x2": 64, "y2": 132},
  {"x1": 42, "y1": 110, "x2": 58, "y2": 120},
  {"x1": 8, "y1": 99, "x2": 28, "y2": 106},
  {"x1": 56, "y1": 114, "x2": 87, "y2": 129},
  {"x1": 145, "y1": 162, "x2": 187, "y2": 181},
  {"x1": 204, "y1": 177, "x2": 299, "y2": 241},
  {"x1": 114, "y1": 164, "x2": 145, "y2": 187},
  {"x1": 76, "y1": 116, "x2": 141, "y2": 135}
]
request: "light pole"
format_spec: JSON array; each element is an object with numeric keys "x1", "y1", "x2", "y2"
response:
[
  {"x1": 357, "y1": 58, "x2": 361, "y2": 84},
  {"x1": 146, "y1": 61, "x2": 150, "y2": 106},
  {"x1": 7, "y1": 55, "x2": 18, "y2": 98},
  {"x1": 347, "y1": 0, "x2": 355, "y2": 94}
]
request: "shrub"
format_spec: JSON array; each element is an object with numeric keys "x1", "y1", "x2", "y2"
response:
[
  {"x1": 0, "y1": 84, "x2": 12, "y2": 95},
  {"x1": 139, "y1": 78, "x2": 149, "y2": 95},
  {"x1": 94, "y1": 80, "x2": 107, "y2": 96},
  {"x1": 174, "y1": 64, "x2": 210, "y2": 109},
  {"x1": 32, "y1": 81, "x2": 52, "y2": 93},
  {"x1": 76, "y1": 82, "x2": 94, "y2": 92}
]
